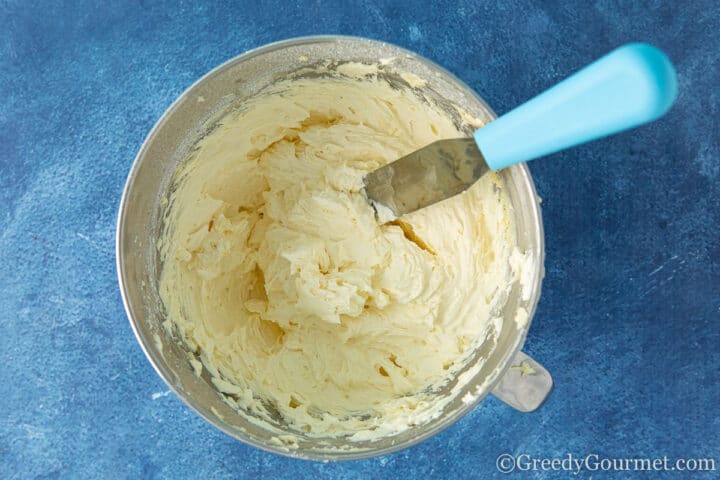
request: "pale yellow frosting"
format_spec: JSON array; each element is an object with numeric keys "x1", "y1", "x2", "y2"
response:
[{"x1": 159, "y1": 71, "x2": 520, "y2": 439}]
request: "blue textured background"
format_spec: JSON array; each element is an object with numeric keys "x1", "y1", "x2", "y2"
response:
[{"x1": 2, "y1": 1, "x2": 718, "y2": 478}]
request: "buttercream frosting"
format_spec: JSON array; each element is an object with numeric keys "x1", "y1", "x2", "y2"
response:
[{"x1": 159, "y1": 69, "x2": 523, "y2": 439}]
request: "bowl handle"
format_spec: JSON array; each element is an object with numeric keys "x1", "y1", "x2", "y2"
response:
[{"x1": 491, "y1": 351, "x2": 553, "y2": 412}]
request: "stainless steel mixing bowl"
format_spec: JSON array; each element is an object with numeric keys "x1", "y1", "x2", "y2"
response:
[{"x1": 116, "y1": 36, "x2": 551, "y2": 460}]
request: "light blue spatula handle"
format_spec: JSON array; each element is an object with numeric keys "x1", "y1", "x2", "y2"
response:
[{"x1": 473, "y1": 43, "x2": 678, "y2": 170}]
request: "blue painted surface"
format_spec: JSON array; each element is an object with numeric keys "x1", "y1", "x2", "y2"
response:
[{"x1": 1, "y1": 1, "x2": 718, "y2": 478}]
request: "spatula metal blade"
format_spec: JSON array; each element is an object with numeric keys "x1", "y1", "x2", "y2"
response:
[{"x1": 363, "y1": 138, "x2": 489, "y2": 221}]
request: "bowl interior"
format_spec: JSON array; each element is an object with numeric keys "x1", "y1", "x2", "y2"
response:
[{"x1": 117, "y1": 36, "x2": 544, "y2": 460}]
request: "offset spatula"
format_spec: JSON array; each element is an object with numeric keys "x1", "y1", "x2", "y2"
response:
[{"x1": 364, "y1": 43, "x2": 678, "y2": 221}]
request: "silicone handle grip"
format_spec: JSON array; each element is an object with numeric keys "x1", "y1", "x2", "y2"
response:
[{"x1": 473, "y1": 43, "x2": 678, "y2": 170}]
